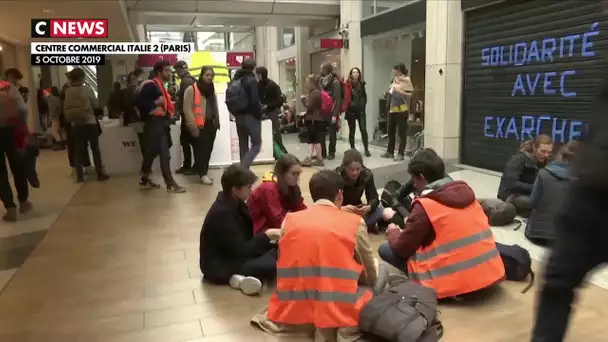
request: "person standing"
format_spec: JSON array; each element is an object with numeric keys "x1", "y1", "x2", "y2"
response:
[
  {"x1": 48, "y1": 86, "x2": 65, "y2": 150},
  {"x1": 382, "y1": 63, "x2": 413, "y2": 161},
  {"x1": 61, "y1": 75, "x2": 92, "y2": 174},
  {"x1": 342, "y1": 67, "x2": 370, "y2": 156},
  {"x1": 530, "y1": 77, "x2": 608, "y2": 342},
  {"x1": 226, "y1": 58, "x2": 262, "y2": 169},
  {"x1": 136, "y1": 60, "x2": 186, "y2": 193},
  {"x1": 173, "y1": 60, "x2": 198, "y2": 174},
  {"x1": 300, "y1": 74, "x2": 326, "y2": 167},
  {"x1": 0, "y1": 68, "x2": 32, "y2": 221},
  {"x1": 122, "y1": 68, "x2": 146, "y2": 156},
  {"x1": 319, "y1": 62, "x2": 342, "y2": 160},
  {"x1": 182, "y1": 66, "x2": 220, "y2": 185},
  {"x1": 255, "y1": 66, "x2": 287, "y2": 159},
  {"x1": 63, "y1": 68, "x2": 109, "y2": 183}
]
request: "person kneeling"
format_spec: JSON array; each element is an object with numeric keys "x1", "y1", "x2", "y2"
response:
[
  {"x1": 199, "y1": 164, "x2": 281, "y2": 295},
  {"x1": 378, "y1": 149, "x2": 505, "y2": 299},
  {"x1": 253, "y1": 170, "x2": 378, "y2": 341}
]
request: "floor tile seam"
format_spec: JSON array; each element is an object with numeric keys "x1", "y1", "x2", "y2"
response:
[{"x1": 0, "y1": 183, "x2": 85, "y2": 297}]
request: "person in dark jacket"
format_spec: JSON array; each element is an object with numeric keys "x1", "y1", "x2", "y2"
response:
[
  {"x1": 342, "y1": 67, "x2": 370, "y2": 156},
  {"x1": 255, "y1": 66, "x2": 287, "y2": 158},
  {"x1": 200, "y1": 164, "x2": 281, "y2": 296},
  {"x1": 531, "y1": 74, "x2": 608, "y2": 341},
  {"x1": 320, "y1": 62, "x2": 342, "y2": 160},
  {"x1": 337, "y1": 149, "x2": 382, "y2": 232},
  {"x1": 497, "y1": 134, "x2": 553, "y2": 218},
  {"x1": 248, "y1": 154, "x2": 306, "y2": 235},
  {"x1": 61, "y1": 78, "x2": 92, "y2": 173},
  {"x1": 525, "y1": 141, "x2": 578, "y2": 244},
  {"x1": 107, "y1": 82, "x2": 123, "y2": 119},
  {"x1": 232, "y1": 58, "x2": 262, "y2": 169},
  {"x1": 174, "y1": 60, "x2": 198, "y2": 174}
]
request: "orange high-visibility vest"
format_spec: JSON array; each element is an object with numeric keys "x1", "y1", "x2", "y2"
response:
[
  {"x1": 192, "y1": 83, "x2": 205, "y2": 128},
  {"x1": 267, "y1": 204, "x2": 373, "y2": 328},
  {"x1": 140, "y1": 78, "x2": 175, "y2": 117},
  {"x1": 407, "y1": 197, "x2": 505, "y2": 299}
]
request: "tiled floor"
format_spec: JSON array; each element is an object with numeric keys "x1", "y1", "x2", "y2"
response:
[{"x1": 0, "y1": 149, "x2": 606, "y2": 341}]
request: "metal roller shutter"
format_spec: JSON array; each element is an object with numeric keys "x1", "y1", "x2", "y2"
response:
[{"x1": 461, "y1": 0, "x2": 607, "y2": 171}]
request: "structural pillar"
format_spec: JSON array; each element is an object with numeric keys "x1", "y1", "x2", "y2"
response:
[
  {"x1": 255, "y1": 26, "x2": 279, "y2": 80},
  {"x1": 424, "y1": 0, "x2": 463, "y2": 163},
  {"x1": 339, "y1": 0, "x2": 363, "y2": 140},
  {"x1": 294, "y1": 26, "x2": 310, "y2": 113}
]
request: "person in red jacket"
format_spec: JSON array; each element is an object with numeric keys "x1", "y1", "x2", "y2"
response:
[
  {"x1": 342, "y1": 67, "x2": 370, "y2": 156},
  {"x1": 248, "y1": 154, "x2": 307, "y2": 234}
]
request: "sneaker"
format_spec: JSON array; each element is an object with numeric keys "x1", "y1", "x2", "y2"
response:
[
  {"x1": 167, "y1": 183, "x2": 187, "y2": 193},
  {"x1": 2, "y1": 208, "x2": 18, "y2": 222},
  {"x1": 301, "y1": 157, "x2": 312, "y2": 167},
  {"x1": 311, "y1": 158, "x2": 324, "y2": 167},
  {"x1": 327, "y1": 154, "x2": 335, "y2": 160},
  {"x1": 393, "y1": 154, "x2": 405, "y2": 162},
  {"x1": 97, "y1": 173, "x2": 110, "y2": 182},
  {"x1": 76, "y1": 176, "x2": 85, "y2": 183},
  {"x1": 19, "y1": 201, "x2": 33, "y2": 215},
  {"x1": 229, "y1": 274, "x2": 263, "y2": 296},
  {"x1": 175, "y1": 166, "x2": 191, "y2": 174},
  {"x1": 381, "y1": 152, "x2": 394, "y2": 159},
  {"x1": 200, "y1": 175, "x2": 213, "y2": 185},
  {"x1": 84, "y1": 166, "x2": 95, "y2": 175},
  {"x1": 139, "y1": 178, "x2": 161, "y2": 189},
  {"x1": 365, "y1": 150, "x2": 371, "y2": 157}
]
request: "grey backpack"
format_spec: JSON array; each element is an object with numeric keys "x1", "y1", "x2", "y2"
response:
[
  {"x1": 478, "y1": 198, "x2": 521, "y2": 228},
  {"x1": 359, "y1": 281, "x2": 443, "y2": 342}
]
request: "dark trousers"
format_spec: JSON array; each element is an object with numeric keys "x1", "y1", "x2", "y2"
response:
[
  {"x1": 386, "y1": 112, "x2": 408, "y2": 156},
  {"x1": 238, "y1": 247, "x2": 278, "y2": 281},
  {"x1": 0, "y1": 127, "x2": 28, "y2": 209},
  {"x1": 137, "y1": 132, "x2": 145, "y2": 157},
  {"x1": 65, "y1": 124, "x2": 90, "y2": 168},
  {"x1": 194, "y1": 124, "x2": 217, "y2": 177},
  {"x1": 506, "y1": 194, "x2": 533, "y2": 218},
  {"x1": 328, "y1": 120, "x2": 338, "y2": 156},
  {"x1": 72, "y1": 124, "x2": 103, "y2": 179},
  {"x1": 141, "y1": 118, "x2": 174, "y2": 185},
  {"x1": 268, "y1": 110, "x2": 287, "y2": 157},
  {"x1": 378, "y1": 243, "x2": 408, "y2": 274},
  {"x1": 234, "y1": 114, "x2": 262, "y2": 169},
  {"x1": 180, "y1": 123, "x2": 196, "y2": 169},
  {"x1": 532, "y1": 188, "x2": 608, "y2": 342},
  {"x1": 346, "y1": 112, "x2": 369, "y2": 151}
]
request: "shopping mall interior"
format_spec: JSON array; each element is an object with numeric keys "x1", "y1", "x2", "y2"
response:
[{"x1": 0, "y1": 0, "x2": 606, "y2": 341}]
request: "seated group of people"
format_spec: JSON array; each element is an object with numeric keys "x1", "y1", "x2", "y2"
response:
[
  {"x1": 199, "y1": 148, "x2": 506, "y2": 340},
  {"x1": 498, "y1": 134, "x2": 578, "y2": 242}
]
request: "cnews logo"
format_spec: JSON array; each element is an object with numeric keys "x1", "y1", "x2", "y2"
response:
[{"x1": 31, "y1": 19, "x2": 108, "y2": 38}]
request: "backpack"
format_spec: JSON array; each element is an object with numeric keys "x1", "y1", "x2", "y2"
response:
[
  {"x1": 478, "y1": 198, "x2": 522, "y2": 228},
  {"x1": 495, "y1": 242, "x2": 535, "y2": 293},
  {"x1": 225, "y1": 78, "x2": 249, "y2": 114},
  {"x1": 63, "y1": 85, "x2": 92, "y2": 123},
  {"x1": 359, "y1": 280, "x2": 443, "y2": 342},
  {"x1": 319, "y1": 90, "x2": 334, "y2": 116}
]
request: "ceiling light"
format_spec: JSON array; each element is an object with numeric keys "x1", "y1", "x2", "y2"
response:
[
  {"x1": 0, "y1": 45, "x2": 3, "y2": 52},
  {"x1": 43, "y1": 9, "x2": 53, "y2": 13}
]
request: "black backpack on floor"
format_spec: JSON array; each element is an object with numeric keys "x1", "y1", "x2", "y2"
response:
[{"x1": 496, "y1": 242, "x2": 535, "y2": 293}]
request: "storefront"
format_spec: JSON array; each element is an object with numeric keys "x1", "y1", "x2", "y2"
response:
[
  {"x1": 310, "y1": 48, "x2": 341, "y2": 74},
  {"x1": 278, "y1": 57, "x2": 297, "y2": 106},
  {"x1": 460, "y1": 0, "x2": 603, "y2": 171},
  {"x1": 360, "y1": 1, "x2": 426, "y2": 148}
]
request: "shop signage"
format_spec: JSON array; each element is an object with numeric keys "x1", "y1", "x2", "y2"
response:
[
  {"x1": 226, "y1": 52, "x2": 255, "y2": 68},
  {"x1": 319, "y1": 38, "x2": 344, "y2": 49},
  {"x1": 480, "y1": 22, "x2": 599, "y2": 143},
  {"x1": 137, "y1": 54, "x2": 177, "y2": 67}
]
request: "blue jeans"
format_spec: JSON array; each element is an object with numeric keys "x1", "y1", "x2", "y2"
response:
[
  {"x1": 364, "y1": 204, "x2": 384, "y2": 226},
  {"x1": 378, "y1": 243, "x2": 407, "y2": 273},
  {"x1": 234, "y1": 114, "x2": 262, "y2": 169}
]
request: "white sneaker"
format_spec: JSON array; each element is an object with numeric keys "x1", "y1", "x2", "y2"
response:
[
  {"x1": 200, "y1": 175, "x2": 213, "y2": 185},
  {"x1": 229, "y1": 274, "x2": 262, "y2": 295},
  {"x1": 84, "y1": 166, "x2": 95, "y2": 175}
]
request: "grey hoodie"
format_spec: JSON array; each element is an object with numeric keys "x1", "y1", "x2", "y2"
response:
[{"x1": 0, "y1": 83, "x2": 28, "y2": 126}]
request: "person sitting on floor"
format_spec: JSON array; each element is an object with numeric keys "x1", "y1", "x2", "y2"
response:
[
  {"x1": 248, "y1": 154, "x2": 307, "y2": 235},
  {"x1": 497, "y1": 134, "x2": 553, "y2": 218},
  {"x1": 378, "y1": 148, "x2": 505, "y2": 299},
  {"x1": 337, "y1": 149, "x2": 384, "y2": 233},
  {"x1": 199, "y1": 164, "x2": 281, "y2": 296},
  {"x1": 525, "y1": 141, "x2": 578, "y2": 244},
  {"x1": 252, "y1": 169, "x2": 380, "y2": 341}
]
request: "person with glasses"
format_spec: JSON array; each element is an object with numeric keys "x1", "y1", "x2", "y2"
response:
[{"x1": 248, "y1": 154, "x2": 306, "y2": 235}]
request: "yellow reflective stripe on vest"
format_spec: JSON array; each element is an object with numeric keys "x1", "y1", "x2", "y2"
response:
[
  {"x1": 277, "y1": 266, "x2": 360, "y2": 280},
  {"x1": 276, "y1": 287, "x2": 368, "y2": 303},
  {"x1": 410, "y1": 229, "x2": 494, "y2": 262},
  {"x1": 409, "y1": 248, "x2": 500, "y2": 281}
]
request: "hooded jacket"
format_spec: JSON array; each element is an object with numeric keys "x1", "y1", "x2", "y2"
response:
[
  {"x1": 336, "y1": 164, "x2": 379, "y2": 210},
  {"x1": 320, "y1": 73, "x2": 342, "y2": 118},
  {"x1": 258, "y1": 78, "x2": 283, "y2": 112},
  {"x1": 342, "y1": 80, "x2": 367, "y2": 114},
  {"x1": 232, "y1": 69, "x2": 261, "y2": 119},
  {"x1": 386, "y1": 177, "x2": 478, "y2": 260},
  {"x1": 497, "y1": 151, "x2": 543, "y2": 200},
  {"x1": 176, "y1": 72, "x2": 196, "y2": 116},
  {"x1": 526, "y1": 162, "x2": 571, "y2": 241}
]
